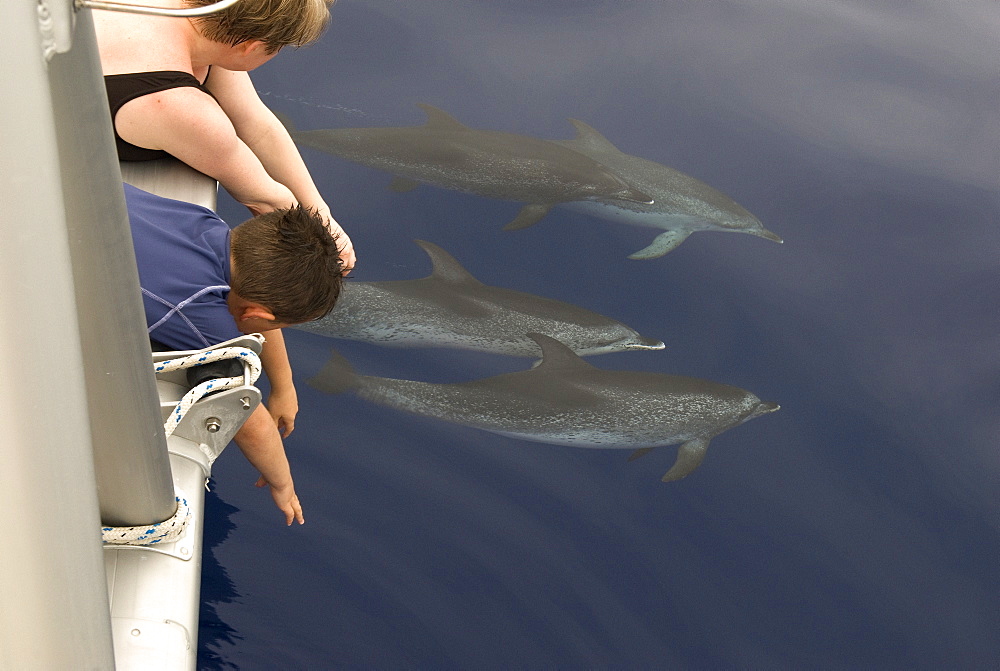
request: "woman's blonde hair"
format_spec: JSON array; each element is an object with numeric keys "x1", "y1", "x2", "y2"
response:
[{"x1": 187, "y1": 0, "x2": 334, "y2": 53}]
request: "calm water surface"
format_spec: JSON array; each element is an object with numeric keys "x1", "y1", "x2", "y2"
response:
[{"x1": 202, "y1": 1, "x2": 1000, "y2": 668}]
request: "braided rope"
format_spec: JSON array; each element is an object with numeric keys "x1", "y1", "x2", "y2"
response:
[
  {"x1": 101, "y1": 346, "x2": 263, "y2": 546},
  {"x1": 156, "y1": 347, "x2": 262, "y2": 438},
  {"x1": 102, "y1": 491, "x2": 191, "y2": 545}
]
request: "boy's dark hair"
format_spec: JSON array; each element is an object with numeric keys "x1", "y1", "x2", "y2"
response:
[{"x1": 230, "y1": 206, "x2": 343, "y2": 324}]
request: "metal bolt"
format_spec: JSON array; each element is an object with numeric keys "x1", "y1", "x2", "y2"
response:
[
  {"x1": 205, "y1": 417, "x2": 222, "y2": 433},
  {"x1": 240, "y1": 396, "x2": 251, "y2": 410}
]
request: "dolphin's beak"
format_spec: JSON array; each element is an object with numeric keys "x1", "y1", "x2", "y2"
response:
[
  {"x1": 748, "y1": 401, "x2": 780, "y2": 420},
  {"x1": 755, "y1": 229, "x2": 783, "y2": 243},
  {"x1": 631, "y1": 337, "x2": 666, "y2": 350}
]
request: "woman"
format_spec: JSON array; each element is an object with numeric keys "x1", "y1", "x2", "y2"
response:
[{"x1": 96, "y1": 0, "x2": 355, "y2": 271}]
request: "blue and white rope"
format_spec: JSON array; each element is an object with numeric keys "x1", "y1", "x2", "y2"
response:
[
  {"x1": 101, "y1": 346, "x2": 262, "y2": 546},
  {"x1": 102, "y1": 491, "x2": 191, "y2": 545}
]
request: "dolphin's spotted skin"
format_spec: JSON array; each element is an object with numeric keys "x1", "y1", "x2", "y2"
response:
[
  {"x1": 280, "y1": 104, "x2": 653, "y2": 230},
  {"x1": 310, "y1": 334, "x2": 778, "y2": 481},
  {"x1": 294, "y1": 240, "x2": 664, "y2": 357},
  {"x1": 553, "y1": 119, "x2": 782, "y2": 258}
]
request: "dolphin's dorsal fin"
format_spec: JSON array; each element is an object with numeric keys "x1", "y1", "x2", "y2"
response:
[
  {"x1": 416, "y1": 103, "x2": 468, "y2": 130},
  {"x1": 527, "y1": 333, "x2": 594, "y2": 371},
  {"x1": 414, "y1": 239, "x2": 482, "y2": 285},
  {"x1": 564, "y1": 118, "x2": 622, "y2": 154}
]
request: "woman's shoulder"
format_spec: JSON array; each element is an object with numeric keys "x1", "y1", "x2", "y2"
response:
[{"x1": 94, "y1": 10, "x2": 193, "y2": 75}]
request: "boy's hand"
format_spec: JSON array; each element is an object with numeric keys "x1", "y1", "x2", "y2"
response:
[
  {"x1": 256, "y1": 476, "x2": 304, "y2": 525},
  {"x1": 267, "y1": 387, "x2": 298, "y2": 438}
]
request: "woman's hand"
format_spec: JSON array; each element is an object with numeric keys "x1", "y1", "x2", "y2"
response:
[{"x1": 317, "y1": 205, "x2": 355, "y2": 275}]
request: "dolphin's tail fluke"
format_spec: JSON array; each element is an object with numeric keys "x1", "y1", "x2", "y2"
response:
[{"x1": 307, "y1": 349, "x2": 360, "y2": 395}]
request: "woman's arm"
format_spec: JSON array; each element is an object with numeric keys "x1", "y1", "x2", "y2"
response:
[
  {"x1": 207, "y1": 69, "x2": 356, "y2": 271},
  {"x1": 114, "y1": 86, "x2": 297, "y2": 215}
]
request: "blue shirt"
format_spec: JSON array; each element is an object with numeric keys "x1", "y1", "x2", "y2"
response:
[{"x1": 125, "y1": 183, "x2": 241, "y2": 350}]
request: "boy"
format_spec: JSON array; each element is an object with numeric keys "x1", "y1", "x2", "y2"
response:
[
  {"x1": 96, "y1": 0, "x2": 356, "y2": 273},
  {"x1": 126, "y1": 183, "x2": 343, "y2": 525}
]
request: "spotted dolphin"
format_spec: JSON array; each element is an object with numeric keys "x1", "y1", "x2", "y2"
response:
[
  {"x1": 279, "y1": 104, "x2": 653, "y2": 230},
  {"x1": 309, "y1": 333, "x2": 778, "y2": 481},
  {"x1": 551, "y1": 119, "x2": 782, "y2": 258},
  {"x1": 293, "y1": 240, "x2": 663, "y2": 357}
]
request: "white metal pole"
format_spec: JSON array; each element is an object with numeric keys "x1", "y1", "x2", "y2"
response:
[
  {"x1": 0, "y1": 0, "x2": 116, "y2": 667},
  {"x1": 47, "y1": 6, "x2": 177, "y2": 527}
]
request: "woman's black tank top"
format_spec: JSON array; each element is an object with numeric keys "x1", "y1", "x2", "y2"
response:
[{"x1": 104, "y1": 70, "x2": 215, "y2": 161}]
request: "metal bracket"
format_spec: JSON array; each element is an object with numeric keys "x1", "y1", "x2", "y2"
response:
[
  {"x1": 153, "y1": 334, "x2": 264, "y2": 472},
  {"x1": 38, "y1": 0, "x2": 75, "y2": 61},
  {"x1": 171, "y1": 384, "x2": 262, "y2": 463}
]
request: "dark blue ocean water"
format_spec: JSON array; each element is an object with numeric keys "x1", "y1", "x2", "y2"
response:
[{"x1": 202, "y1": 1, "x2": 1000, "y2": 668}]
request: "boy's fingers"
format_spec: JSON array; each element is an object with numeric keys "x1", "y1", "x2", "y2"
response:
[{"x1": 285, "y1": 497, "x2": 304, "y2": 526}]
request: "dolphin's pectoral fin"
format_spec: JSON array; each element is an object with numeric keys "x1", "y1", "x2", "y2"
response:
[
  {"x1": 389, "y1": 177, "x2": 420, "y2": 193},
  {"x1": 628, "y1": 447, "x2": 655, "y2": 462},
  {"x1": 503, "y1": 203, "x2": 552, "y2": 231},
  {"x1": 662, "y1": 437, "x2": 710, "y2": 482},
  {"x1": 629, "y1": 230, "x2": 691, "y2": 259}
]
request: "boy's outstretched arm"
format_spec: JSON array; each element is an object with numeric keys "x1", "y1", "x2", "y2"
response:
[
  {"x1": 260, "y1": 329, "x2": 297, "y2": 437},
  {"x1": 234, "y1": 404, "x2": 304, "y2": 525}
]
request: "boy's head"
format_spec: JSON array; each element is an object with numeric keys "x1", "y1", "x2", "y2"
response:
[
  {"x1": 229, "y1": 205, "x2": 343, "y2": 329},
  {"x1": 187, "y1": 0, "x2": 335, "y2": 54}
]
